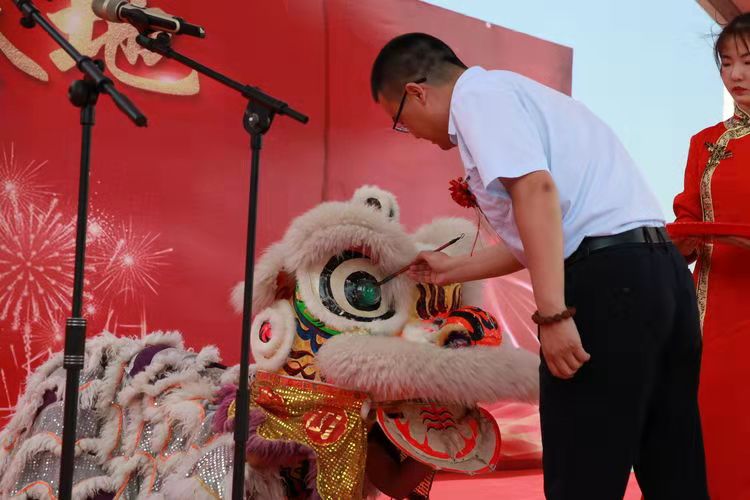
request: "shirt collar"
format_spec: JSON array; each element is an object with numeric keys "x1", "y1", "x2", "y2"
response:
[{"x1": 448, "y1": 66, "x2": 486, "y2": 142}]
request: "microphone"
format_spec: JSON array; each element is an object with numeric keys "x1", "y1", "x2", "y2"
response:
[{"x1": 91, "y1": 0, "x2": 205, "y2": 38}]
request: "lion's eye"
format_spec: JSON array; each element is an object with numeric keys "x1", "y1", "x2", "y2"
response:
[
  {"x1": 318, "y1": 251, "x2": 394, "y2": 322},
  {"x1": 344, "y1": 272, "x2": 381, "y2": 311}
]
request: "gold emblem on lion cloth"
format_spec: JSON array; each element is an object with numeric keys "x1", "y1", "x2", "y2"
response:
[{"x1": 252, "y1": 371, "x2": 369, "y2": 500}]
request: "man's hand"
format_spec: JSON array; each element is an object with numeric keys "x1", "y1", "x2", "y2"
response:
[
  {"x1": 539, "y1": 318, "x2": 591, "y2": 379},
  {"x1": 407, "y1": 251, "x2": 456, "y2": 285}
]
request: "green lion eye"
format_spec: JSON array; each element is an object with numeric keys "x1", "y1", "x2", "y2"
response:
[
  {"x1": 319, "y1": 250, "x2": 394, "y2": 322},
  {"x1": 344, "y1": 273, "x2": 382, "y2": 311}
]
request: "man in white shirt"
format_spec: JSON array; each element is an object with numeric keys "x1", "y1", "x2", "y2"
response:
[{"x1": 370, "y1": 33, "x2": 708, "y2": 499}]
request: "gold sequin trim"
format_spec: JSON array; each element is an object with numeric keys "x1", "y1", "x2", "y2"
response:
[
  {"x1": 253, "y1": 371, "x2": 369, "y2": 500},
  {"x1": 697, "y1": 105, "x2": 750, "y2": 327}
]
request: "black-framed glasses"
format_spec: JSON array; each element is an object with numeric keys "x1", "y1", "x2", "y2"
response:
[{"x1": 392, "y1": 77, "x2": 427, "y2": 133}]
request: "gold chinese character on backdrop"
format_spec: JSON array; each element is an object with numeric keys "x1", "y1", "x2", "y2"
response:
[
  {"x1": 0, "y1": 0, "x2": 199, "y2": 95},
  {"x1": 0, "y1": 6, "x2": 49, "y2": 81}
]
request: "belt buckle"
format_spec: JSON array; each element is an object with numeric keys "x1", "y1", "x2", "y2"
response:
[
  {"x1": 642, "y1": 227, "x2": 653, "y2": 244},
  {"x1": 644, "y1": 226, "x2": 669, "y2": 245}
]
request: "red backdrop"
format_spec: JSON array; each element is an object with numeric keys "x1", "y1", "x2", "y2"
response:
[{"x1": 0, "y1": 0, "x2": 572, "y2": 457}]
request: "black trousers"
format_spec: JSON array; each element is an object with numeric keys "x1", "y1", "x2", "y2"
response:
[{"x1": 540, "y1": 242, "x2": 709, "y2": 500}]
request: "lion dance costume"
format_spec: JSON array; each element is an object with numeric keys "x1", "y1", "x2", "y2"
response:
[{"x1": 0, "y1": 186, "x2": 538, "y2": 499}]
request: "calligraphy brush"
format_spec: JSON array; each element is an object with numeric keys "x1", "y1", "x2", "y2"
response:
[{"x1": 376, "y1": 233, "x2": 465, "y2": 286}]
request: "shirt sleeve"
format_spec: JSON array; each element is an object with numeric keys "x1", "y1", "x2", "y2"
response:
[
  {"x1": 672, "y1": 134, "x2": 703, "y2": 223},
  {"x1": 452, "y1": 86, "x2": 549, "y2": 188}
]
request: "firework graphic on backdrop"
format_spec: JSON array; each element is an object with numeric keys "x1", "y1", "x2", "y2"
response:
[
  {"x1": 0, "y1": 368, "x2": 13, "y2": 417},
  {"x1": 0, "y1": 145, "x2": 174, "y2": 413},
  {"x1": 0, "y1": 144, "x2": 54, "y2": 215},
  {"x1": 33, "y1": 314, "x2": 65, "y2": 348},
  {"x1": 89, "y1": 220, "x2": 173, "y2": 305},
  {"x1": 28, "y1": 290, "x2": 98, "y2": 354},
  {"x1": 86, "y1": 207, "x2": 116, "y2": 245},
  {"x1": 0, "y1": 198, "x2": 77, "y2": 376},
  {"x1": 0, "y1": 198, "x2": 76, "y2": 344}
]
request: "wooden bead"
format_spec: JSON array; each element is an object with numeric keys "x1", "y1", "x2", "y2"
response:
[{"x1": 531, "y1": 307, "x2": 576, "y2": 326}]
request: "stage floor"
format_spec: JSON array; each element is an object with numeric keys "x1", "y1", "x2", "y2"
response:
[{"x1": 380, "y1": 469, "x2": 643, "y2": 499}]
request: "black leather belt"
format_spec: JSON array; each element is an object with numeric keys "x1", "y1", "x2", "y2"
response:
[{"x1": 565, "y1": 226, "x2": 670, "y2": 268}]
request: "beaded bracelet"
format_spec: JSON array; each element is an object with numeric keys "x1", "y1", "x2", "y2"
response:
[{"x1": 531, "y1": 307, "x2": 577, "y2": 326}]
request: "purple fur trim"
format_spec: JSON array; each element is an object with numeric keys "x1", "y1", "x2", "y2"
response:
[
  {"x1": 212, "y1": 384, "x2": 311, "y2": 468},
  {"x1": 246, "y1": 409, "x2": 311, "y2": 467},
  {"x1": 212, "y1": 384, "x2": 238, "y2": 433},
  {"x1": 129, "y1": 344, "x2": 171, "y2": 376},
  {"x1": 305, "y1": 458, "x2": 322, "y2": 500},
  {"x1": 89, "y1": 492, "x2": 114, "y2": 500},
  {"x1": 34, "y1": 389, "x2": 58, "y2": 419}
]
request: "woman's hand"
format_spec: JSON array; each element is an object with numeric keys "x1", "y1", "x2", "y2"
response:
[{"x1": 673, "y1": 236, "x2": 702, "y2": 257}]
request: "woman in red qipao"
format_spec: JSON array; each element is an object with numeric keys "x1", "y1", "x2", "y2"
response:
[{"x1": 673, "y1": 13, "x2": 750, "y2": 500}]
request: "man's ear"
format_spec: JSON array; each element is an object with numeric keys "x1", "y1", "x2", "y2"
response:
[{"x1": 405, "y1": 82, "x2": 427, "y2": 105}]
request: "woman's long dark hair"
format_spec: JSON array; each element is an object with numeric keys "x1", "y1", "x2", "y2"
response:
[{"x1": 715, "y1": 13, "x2": 750, "y2": 67}]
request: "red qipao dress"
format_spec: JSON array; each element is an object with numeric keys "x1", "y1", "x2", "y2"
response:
[{"x1": 673, "y1": 107, "x2": 750, "y2": 499}]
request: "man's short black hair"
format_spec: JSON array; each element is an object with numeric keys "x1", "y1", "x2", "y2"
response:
[{"x1": 370, "y1": 33, "x2": 467, "y2": 102}]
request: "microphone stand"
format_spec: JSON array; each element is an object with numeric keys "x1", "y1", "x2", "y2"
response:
[
  {"x1": 135, "y1": 31, "x2": 307, "y2": 500},
  {"x1": 11, "y1": 2, "x2": 147, "y2": 499}
]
